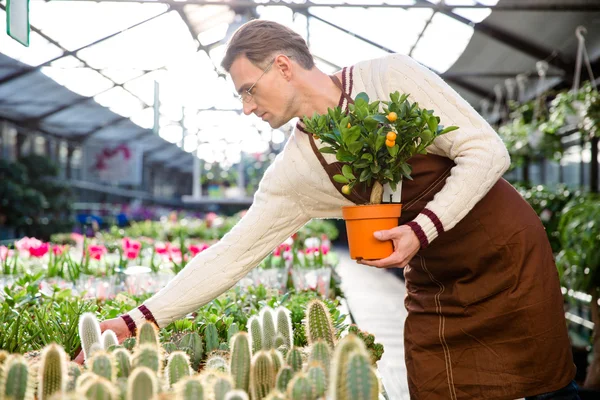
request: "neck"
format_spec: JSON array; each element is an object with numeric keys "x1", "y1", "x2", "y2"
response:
[{"x1": 293, "y1": 68, "x2": 342, "y2": 120}]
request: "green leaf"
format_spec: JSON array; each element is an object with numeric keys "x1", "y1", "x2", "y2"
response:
[
  {"x1": 383, "y1": 169, "x2": 394, "y2": 181},
  {"x1": 426, "y1": 113, "x2": 438, "y2": 133},
  {"x1": 388, "y1": 144, "x2": 399, "y2": 157},
  {"x1": 361, "y1": 153, "x2": 373, "y2": 162},
  {"x1": 359, "y1": 169, "x2": 372, "y2": 183},
  {"x1": 353, "y1": 160, "x2": 370, "y2": 168},
  {"x1": 355, "y1": 92, "x2": 370, "y2": 103},
  {"x1": 348, "y1": 141, "x2": 363, "y2": 155},
  {"x1": 375, "y1": 135, "x2": 386, "y2": 152},
  {"x1": 342, "y1": 165, "x2": 356, "y2": 180},
  {"x1": 364, "y1": 116, "x2": 379, "y2": 132},
  {"x1": 333, "y1": 174, "x2": 350, "y2": 184},
  {"x1": 400, "y1": 164, "x2": 413, "y2": 179},
  {"x1": 370, "y1": 114, "x2": 389, "y2": 124},
  {"x1": 336, "y1": 149, "x2": 354, "y2": 163},
  {"x1": 370, "y1": 164, "x2": 381, "y2": 174},
  {"x1": 347, "y1": 126, "x2": 361, "y2": 143},
  {"x1": 390, "y1": 91, "x2": 399, "y2": 103},
  {"x1": 440, "y1": 126, "x2": 459, "y2": 134},
  {"x1": 319, "y1": 147, "x2": 336, "y2": 154}
]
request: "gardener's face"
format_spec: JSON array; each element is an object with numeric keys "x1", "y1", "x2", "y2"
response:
[{"x1": 229, "y1": 54, "x2": 296, "y2": 129}]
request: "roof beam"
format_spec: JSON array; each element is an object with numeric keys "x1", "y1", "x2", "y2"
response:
[{"x1": 74, "y1": 116, "x2": 129, "y2": 142}]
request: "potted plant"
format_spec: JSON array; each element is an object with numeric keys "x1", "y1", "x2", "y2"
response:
[{"x1": 302, "y1": 91, "x2": 457, "y2": 260}]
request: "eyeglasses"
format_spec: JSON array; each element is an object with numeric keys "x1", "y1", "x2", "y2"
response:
[{"x1": 238, "y1": 58, "x2": 276, "y2": 104}]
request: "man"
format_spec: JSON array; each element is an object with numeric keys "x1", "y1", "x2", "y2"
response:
[{"x1": 81, "y1": 20, "x2": 577, "y2": 399}]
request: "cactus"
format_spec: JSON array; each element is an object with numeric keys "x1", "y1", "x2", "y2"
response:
[
  {"x1": 67, "y1": 362, "x2": 82, "y2": 392},
  {"x1": 227, "y1": 323, "x2": 239, "y2": 343},
  {"x1": 224, "y1": 390, "x2": 249, "y2": 400},
  {"x1": 75, "y1": 372, "x2": 97, "y2": 392},
  {"x1": 307, "y1": 363, "x2": 327, "y2": 397},
  {"x1": 305, "y1": 300, "x2": 335, "y2": 348},
  {"x1": 275, "y1": 366, "x2": 294, "y2": 393},
  {"x1": 347, "y1": 325, "x2": 385, "y2": 364},
  {"x1": 329, "y1": 334, "x2": 369, "y2": 398},
  {"x1": 101, "y1": 330, "x2": 119, "y2": 351},
  {"x1": 264, "y1": 391, "x2": 285, "y2": 400},
  {"x1": 339, "y1": 351, "x2": 379, "y2": 400},
  {"x1": 89, "y1": 343, "x2": 103, "y2": 358},
  {"x1": 261, "y1": 307, "x2": 276, "y2": 350},
  {"x1": 0, "y1": 349, "x2": 9, "y2": 365},
  {"x1": 166, "y1": 351, "x2": 191, "y2": 387},
  {"x1": 123, "y1": 338, "x2": 136, "y2": 351},
  {"x1": 38, "y1": 343, "x2": 67, "y2": 400},
  {"x1": 78, "y1": 376, "x2": 118, "y2": 400},
  {"x1": 308, "y1": 340, "x2": 330, "y2": 378},
  {"x1": 270, "y1": 350, "x2": 284, "y2": 375},
  {"x1": 248, "y1": 316, "x2": 262, "y2": 354},
  {"x1": 285, "y1": 348, "x2": 303, "y2": 373},
  {"x1": 49, "y1": 393, "x2": 86, "y2": 400},
  {"x1": 213, "y1": 375, "x2": 233, "y2": 400},
  {"x1": 204, "y1": 323, "x2": 220, "y2": 354},
  {"x1": 229, "y1": 332, "x2": 251, "y2": 393},
  {"x1": 113, "y1": 348, "x2": 132, "y2": 379},
  {"x1": 250, "y1": 351, "x2": 275, "y2": 400},
  {"x1": 132, "y1": 344, "x2": 161, "y2": 374},
  {"x1": 274, "y1": 335, "x2": 284, "y2": 350},
  {"x1": 175, "y1": 376, "x2": 204, "y2": 400},
  {"x1": 136, "y1": 321, "x2": 159, "y2": 349},
  {"x1": 178, "y1": 332, "x2": 204, "y2": 371},
  {"x1": 205, "y1": 355, "x2": 228, "y2": 373},
  {"x1": 79, "y1": 312, "x2": 102, "y2": 362},
  {"x1": 286, "y1": 374, "x2": 315, "y2": 400},
  {"x1": 219, "y1": 342, "x2": 229, "y2": 351},
  {"x1": 90, "y1": 351, "x2": 116, "y2": 382},
  {"x1": 162, "y1": 342, "x2": 178, "y2": 354},
  {"x1": 0, "y1": 355, "x2": 34, "y2": 400},
  {"x1": 126, "y1": 367, "x2": 158, "y2": 400},
  {"x1": 275, "y1": 307, "x2": 292, "y2": 348}
]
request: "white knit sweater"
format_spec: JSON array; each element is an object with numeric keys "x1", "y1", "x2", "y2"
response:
[{"x1": 127, "y1": 53, "x2": 510, "y2": 328}]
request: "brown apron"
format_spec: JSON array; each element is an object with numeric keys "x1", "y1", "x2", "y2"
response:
[{"x1": 299, "y1": 75, "x2": 576, "y2": 399}]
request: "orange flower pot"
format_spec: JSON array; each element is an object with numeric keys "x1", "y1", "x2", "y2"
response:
[{"x1": 342, "y1": 203, "x2": 402, "y2": 260}]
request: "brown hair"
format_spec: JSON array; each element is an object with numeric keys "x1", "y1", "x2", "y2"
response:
[{"x1": 221, "y1": 19, "x2": 314, "y2": 72}]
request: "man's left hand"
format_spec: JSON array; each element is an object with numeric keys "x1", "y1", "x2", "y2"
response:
[{"x1": 358, "y1": 225, "x2": 420, "y2": 268}]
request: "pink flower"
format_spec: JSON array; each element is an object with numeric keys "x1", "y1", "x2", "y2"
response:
[
  {"x1": 29, "y1": 242, "x2": 49, "y2": 258},
  {"x1": 52, "y1": 245, "x2": 66, "y2": 256},
  {"x1": 305, "y1": 248, "x2": 314, "y2": 255},
  {"x1": 15, "y1": 237, "x2": 42, "y2": 252},
  {"x1": 88, "y1": 245, "x2": 107, "y2": 260},
  {"x1": 70, "y1": 233, "x2": 85, "y2": 244},
  {"x1": 273, "y1": 247, "x2": 282, "y2": 257},
  {"x1": 125, "y1": 249, "x2": 139, "y2": 260},
  {"x1": 0, "y1": 246, "x2": 9, "y2": 260},
  {"x1": 189, "y1": 243, "x2": 209, "y2": 257},
  {"x1": 320, "y1": 244, "x2": 330, "y2": 255},
  {"x1": 122, "y1": 238, "x2": 141, "y2": 251}
]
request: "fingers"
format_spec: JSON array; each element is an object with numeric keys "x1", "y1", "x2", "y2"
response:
[
  {"x1": 74, "y1": 350, "x2": 85, "y2": 365},
  {"x1": 359, "y1": 253, "x2": 404, "y2": 268}
]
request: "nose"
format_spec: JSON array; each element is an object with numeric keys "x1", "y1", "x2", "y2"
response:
[{"x1": 242, "y1": 99, "x2": 257, "y2": 116}]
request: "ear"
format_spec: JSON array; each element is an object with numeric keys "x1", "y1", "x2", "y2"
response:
[{"x1": 275, "y1": 54, "x2": 293, "y2": 81}]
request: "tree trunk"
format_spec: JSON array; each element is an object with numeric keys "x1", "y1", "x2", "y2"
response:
[
  {"x1": 370, "y1": 181, "x2": 384, "y2": 205},
  {"x1": 585, "y1": 289, "x2": 600, "y2": 388}
]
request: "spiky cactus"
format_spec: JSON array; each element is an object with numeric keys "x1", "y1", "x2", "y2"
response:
[
  {"x1": 264, "y1": 391, "x2": 285, "y2": 400},
  {"x1": 178, "y1": 332, "x2": 204, "y2": 371},
  {"x1": 307, "y1": 363, "x2": 327, "y2": 397},
  {"x1": 250, "y1": 351, "x2": 275, "y2": 400},
  {"x1": 224, "y1": 390, "x2": 249, "y2": 400},
  {"x1": 75, "y1": 372, "x2": 97, "y2": 392},
  {"x1": 229, "y1": 332, "x2": 251, "y2": 393},
  {"x1": 205, "y1": 355, "x2": 228, "y2": 373},
  {"x1": 204, "y1": 323, "x2": 220, "y2": 354},
  {"x1": 49, "y1": 393, "x2": 86, "y2": 400},
  {"x1": 286, "y1": 374, "x2": 315, "y2": 400},
  {"x1": 227, "y1": 323, "x2": 239, "y2": 342},
  {"x1": 162, "y1": 342, "x2": 178, "y2": 354},
  {"x1": 330, "y1": 334, "x2": 371, "y2": 399},
  {"x1": 308, "y1": 340, "x2": 330, "y2": 378},
  {"x1": 126, "y1": 367, "x2": 158, "y2": 400},
  {"x1": 123, "y1": 338, "x2": 136, "y2": 351},
  {"x1": 275, "y1": 307, "x2": 292, "y2": 348},
  {"x1": 136, "y1": 321, "x2": 159, "y2": 349},
  {"x1": 66, "y1": 362, "x2": 82, "y2": 392},
  {"x1": 38, "y1": 343, "x2": 67, "y2": 400},
  {"x1": 305, "y1": 300, "x2": 335, "y2": 348},
  {"x1": 275, "y1": 366, "x2": 294, "y2": 393},
  {"x1": 338, "y1": 351, "x2": 379, "y2": 400},
  {"x1": 132, "y1": 344, "x2": 161, "y2": 374},
  {"x1": 78, "y1": 376, "x2": 118, "y2": 400},
  {"x1": 101, "y1": 330, "x2": 119, "y2": 351},
  {"x1": 270, "y1": 350, "x2": 284, "y2": 375},
  {"x1": 213, "y1": 375, "x2": 233, "y2": 400},
  {"x1": 175, "y1": 376, "x2": 204, "y2": 400},
  {"x1": 0, "y1": 355, "x2": 34, "y2": 400},
  {"x1": 79, "y1": 312, "x2": 102, "y2": 362},
  {"x1": 285, "y1": 348, "x2": 303, "y2": 373},
  {"x1": 166, "y1": 351, "x2": 191, "y2": 387},
  {"x1": 113, "y1": 348, "x2": 131, "y2": 379},
  {"x1": 261, "y1": 307, "x2": 276, "y2": 350},
  {"x1": 90, "y1": 351, "x2": 116, "y2": 382},
  {"x1": 248, "y1": 316, "x2": 262, "y2": 354}
]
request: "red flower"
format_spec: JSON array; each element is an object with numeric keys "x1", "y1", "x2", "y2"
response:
[
  {"x1": 29, "y1": 242, "x2": 49, "y2": 258},
  {"x1": 273, "y1": 247, "x2": 282, "y2": 257},
  {"x1": 125, "y1": 249, "x2": 139, "y2": 260},
  {"x1": 52, "y1": 245, "x2": 66, "y2": 256},
  {"x1": 189, "y1": 243, "x2": 209, "y2": 256},
  {"x1": 88, "y1": 245, "x2": 107, "y2": 260},
  {"x1": 321, "y1": 244, "x2": 330, "y2": 255}
]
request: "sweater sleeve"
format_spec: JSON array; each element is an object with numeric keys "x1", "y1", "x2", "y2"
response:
[
  {"x1": 126, "y1": 152, "x2": 311, "y2": 328},
  {"x1": 382, "y1": 54, "x2": 510, "y2": 247}
]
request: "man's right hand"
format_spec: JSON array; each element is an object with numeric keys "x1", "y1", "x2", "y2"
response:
[{"x1": 73, "y1": 317, "x2": 131, "y2": 365}]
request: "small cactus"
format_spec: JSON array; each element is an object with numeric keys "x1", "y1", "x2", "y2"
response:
[
  {"x1": 132, "y1": 344, "x2": 162, "y2": 374},
  {"x1": 286, "y1": 374, "x2": 315, "y2": 400},
  {"x1": 339, "y1": 351, "x2": 379, "y2": 400},
  {"x1": 275, "y1": 307, "x2": 292, "y2": 348},
  {"x1": 101, "y1": 330, "x2": 119, "y2": 350},
  {"x1": 75, "y1": 372, "x2": 97, "y2": 392},
  {"x1": 178, "y1": 332, "x2": 204, "y2": 371},
  {"x1": 227, "y1": 323, "x2": 239, "y2": 342},
  {"x1": 136, "y1": 321, "x2": 159, "y2": 349},
  {"x1": 213, "y1": 375, "x2": 233, "y2": 400},
  {"x1": 308, "y1": 340, "x2": 330, "y2": 378},
  {"x1": 49, "y1": 393, "x2": 86, "y2": 400},
  {"x1": 224, "y1": 390, "x2": 249, "y2": 400},
  {"x1": 264, "y1": 391, "x2": 285, "y2": 400},
  {"x1": 274, "y1": 335, "x2": 285, "y2": 350},
  {"x1": 205, "y1": 355, "x2": 228, "y2": 373},
  {"x1": 261, "y1": 307, "x2": 276, "y2": 350},
  {"x1": 0, "y1": 355, "x2": 34, "y2": 400},
  {"x1": 162, "y1": 342, "x2": 178, "y2": 354},
  {"x1": 166, "y1": 351, "x2": 191, "y2": 387},
  {"x1": 37, "y1": 343, "x2": 67, "y2": 400},
  {"x1": 89, "y1": 343, "x2": 103, "y2": 358},
  {"x1": 90, "y1": 351, "x2": 116, "y2": 382},
  {"x1": 126, "y1": 367, "x2": 158, "y2": 400},
  {"x1": 174, "y1": 376, "x2": 204, "y2": 400},
  {"x1": 113, "y1": 348, "x2": 132, "y2": 379},
  {"x1": 219, "y1": 342, "x2": 229, "y2": 351},
  {"x1": 123, "y1": 337, "x2": 136, "y2": 351},
  {"x1": 229, "y1": 332, "x2": 251, "y2": 393},
  {"x1": 307, "y1": 363, "x2": 327, "y2": 397},
  {"x1": 78, "y1": 312, "x2": 102, "y2": 362},
  {"x1": 285, "y1": 348, "x2": 303, "y2": 373},
  {"x1": 305, "y1": 300, "x2": 335, "y2": 348},
  {"x1": 78, "y1": 376, "x2": 118, "y2": 400},
  {"x1": 205, "y1": 323, "x2": 220, "y2": 354},
  {"x1": 275, "y1": 366, "x2": 294, "y2": 393},
  {"x1": 250, "y1": 351, "x2": 275, "y2": 400},
  {"x1": 248, "y1": 316, "x2": 262, "y2": 354},
  {"x1": 329, "y1": 334, "x2": 370, "y2": 398},
  {"x1": 270, "y1": 350, "x2": 284, "y2": 375},
  {"x1": 66, "y1": 362, "x2": 82, "y2": 392}
]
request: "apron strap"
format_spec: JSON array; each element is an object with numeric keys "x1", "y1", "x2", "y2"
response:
[{"x1": 329, "y1": 74, "x2": 355, "y2": 105}]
